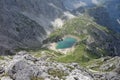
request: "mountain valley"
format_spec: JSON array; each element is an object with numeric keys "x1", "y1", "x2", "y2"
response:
[{"x1": 0, "y1": 0, "x2": 120, "y2": 80}]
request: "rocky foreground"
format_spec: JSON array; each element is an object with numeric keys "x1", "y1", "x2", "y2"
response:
[{"x1": 0, "y1": 51, "x2": 120, "y2": 80}]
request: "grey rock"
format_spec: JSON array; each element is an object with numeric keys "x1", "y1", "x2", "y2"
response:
[
  {"x1": 17, "y1": 51, "x2": 28, "y2": 56},
  {"x1": 0, "y1": 0, "x2": 66, "y2": 54},
  {"x1": 1, "y1": 76, "x2": 13, "y2": 80},
  {"x1": 0, "y1": 0, "x2": 120, "y2": 57},
  {"x1": 0, "y1": 67, "x2": 4, "y2": 74},
  {"x1": 3, "y1": 52, "x2": 94, "y2": 80},
  {"x1": 92, "y1": 72, "x2": 120, "y2": 80},
  {"x1": 1, "y1": 51, "x2": 120, "y2": 80}
]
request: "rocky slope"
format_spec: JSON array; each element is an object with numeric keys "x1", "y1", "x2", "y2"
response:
[
  {"x1": 0, "y1": 0, "x2": 67, "y2": 54},
  {"x1": 0, "y1": 0, "x2": 120, "y2": 79},
  {"x1": 0, "y1": 51, "x2": 120, "y2": 80},
  {"x1": 0, "y1": 0, "x2": 120, "y2": 55},
  {"x1": 49, "y1": 16, "x2": 120, "y2": 57},
  {"x1": 79, "y1": 0, "x2": 120, "y2": 32},
  {"x1": 73, "y1": 0, "x2": 120, "y2": 32}
]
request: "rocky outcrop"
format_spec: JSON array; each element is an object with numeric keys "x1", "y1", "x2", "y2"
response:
[
  {"x1": 0, "y1": 51, "x2": 120, "y2": 80},
  {"x1": 92, "y1": 72, "x2": 120, "y2": 80},
  {"x1": 0, "y1": 51, "x2": 93, "y2": 80},
  {"x1": 1, "y1": 76, "x2": 13, "y2": 80},
  {"x1": 87, "y1": 56, "x2": 120, "y2": 75},
  {"x1": 72, "y1": 0, "x2": 120, "y2": 32}
]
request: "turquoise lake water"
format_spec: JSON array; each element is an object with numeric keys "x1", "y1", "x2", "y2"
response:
[{"x1": 56, "y1": 37, "x2": 77, "y2": 49}]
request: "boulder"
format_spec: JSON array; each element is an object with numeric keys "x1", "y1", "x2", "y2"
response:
[{"x1": 1, "y1": 76, "x2": 13, "y2": 80}]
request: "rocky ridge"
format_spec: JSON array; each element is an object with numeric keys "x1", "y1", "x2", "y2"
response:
[
  {"x1": 0, "y1": 51, "x2": 120, "y2": 80},
  {"x1": 0, "y1": 0, "x2": 67, "y2": 54},
  {"x1": 0, "y1": 0, "x2": 120, "y2": 55}
]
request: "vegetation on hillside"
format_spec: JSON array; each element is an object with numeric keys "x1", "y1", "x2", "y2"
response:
[
  {"x1": 47, "y1": 15, "x2": 110, "y2": 64},
  {"x1": 28, "y1": 15, "x2": 114, "y2": 71}
]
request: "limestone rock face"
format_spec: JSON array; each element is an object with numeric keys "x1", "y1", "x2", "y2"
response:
[
  {"x1": 1, "y1": 76, "x2": 13, "y2": 80},
  {"x1": 0, "y1": 51, "x2": 119, "y2": 80},
  {"x1": 87, "y1": 5, "x2": 120, "y2": 32},
  {"x1": 0, "y1": 0, "x2": 66, "y2": 54},
  {"x1": 3, "y1": 51, "x2": 93, "y2": 80},
  {"x1": 72, "y1": 0, "x2": 120, "y2": 32},
  {"x1": 0, "y1": 0, "x2": 120, "y2": 55}
]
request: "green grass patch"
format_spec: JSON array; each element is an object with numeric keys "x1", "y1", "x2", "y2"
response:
[
  {"x1": 0, "y1": 56, "x2": 4, "y2": 60},
  {"x1": 48, "y1": 69, "x2": 68, "y2": 79},
  {"x1": 56, "y1": 43, "x2": 99, "y2": 66}
]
